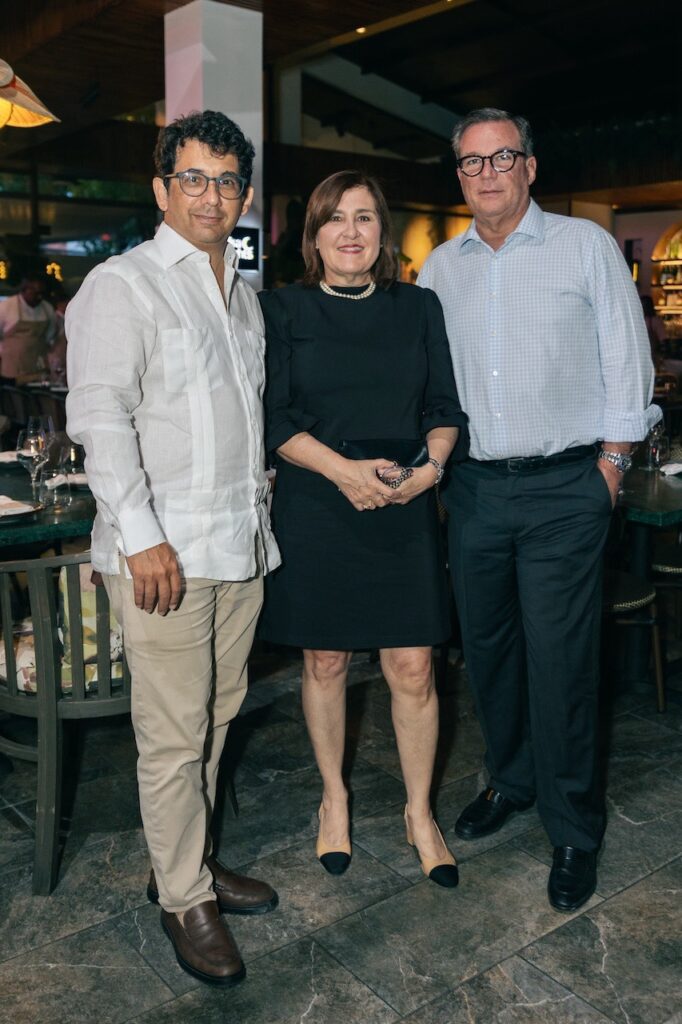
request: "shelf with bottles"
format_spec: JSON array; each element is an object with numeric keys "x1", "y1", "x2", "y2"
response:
[
  {"x1": 660, "y1": 316, "x2": 682, "y2": 348},
  {"x1": 651, "y1": 224, "x2": 682, "y2": 337},
  {"x1": 654, "y1": 265, "x2": 682, "y2": 287}
]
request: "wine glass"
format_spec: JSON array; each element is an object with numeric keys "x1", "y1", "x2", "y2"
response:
[
  {"x1": 27, "y1": 415, "x2": 56, "y2": 446},
  {"x1": 39, "y1": 467, "x2": 71, "y2": 510},
  {"x1": 644, "y1": 423, "x2": 664, "y2": 471},
  {"x1": 16, "y1": 427, "x2": 49, "y2": 500},
  {"x1": 657, "y1": 435, "x2": 671, "y2": 469}
]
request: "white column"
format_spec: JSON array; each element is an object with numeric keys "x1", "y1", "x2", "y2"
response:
[{"x1": 164, "y1": 0, "x2": 263, "y2": 288}]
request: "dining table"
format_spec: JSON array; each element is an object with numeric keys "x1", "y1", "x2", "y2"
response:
[
  {"x1": 0, "y1": 459, "x2": 94, "y2": 551},
  {"x1": 617, "y1": 465, "x2": 682, "y2": 686},
  {"x1": 619, "y1": 465, "x2": 682, "y2": 571}
]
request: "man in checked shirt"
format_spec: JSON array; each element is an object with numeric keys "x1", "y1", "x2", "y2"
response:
[
  {"x1": 419, "y1": 107, "x2": 660, "y2": 912},
  {"x1": 67, "y1": 111, "x2": 280, "y2": 986}
]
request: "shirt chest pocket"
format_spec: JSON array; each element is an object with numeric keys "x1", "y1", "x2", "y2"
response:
[
  {"x1": 160, "y1": 327, "x2": 225, "y2": 393},
  {"x1": 238, "y1": 326, "x2": 266, "y2": 395}
]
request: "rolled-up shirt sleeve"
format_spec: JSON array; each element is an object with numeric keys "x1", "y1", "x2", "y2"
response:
[
  {"x1": 421, "y1": 287, "x2": 469, "y2": 459},
  {"x1": 587, "y1": 230, "x2": 661, "y2": 440},
  {"x1": 260, "y1": 289, "x2": 319, "y2": 453},
  {"x1": 65, "y1": 267, "x2": 167, "y2": 556}
]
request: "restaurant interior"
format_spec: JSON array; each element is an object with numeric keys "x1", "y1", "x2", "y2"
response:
[{"x1": 0, "y1": 2, "x2": 681, "y2": 1022}]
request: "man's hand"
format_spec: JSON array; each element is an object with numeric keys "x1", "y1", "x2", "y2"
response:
[
  {"x1": 596, "y1": 458, "x2": 621, "y2": 509},
  {"x1": 125, "y1": 542, "x2": 182, "y2": 615}
]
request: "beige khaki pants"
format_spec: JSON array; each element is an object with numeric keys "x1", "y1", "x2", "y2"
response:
[{"x1": 103, "y1": 565, "x2": 263, "y2": 913}]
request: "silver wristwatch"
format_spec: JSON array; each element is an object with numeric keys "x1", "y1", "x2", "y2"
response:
[
  {"x1": 598, "y1": 449, "x2": 633, "y2": 474},
  {"x1": 427, "y1": 456, "x2": 444, "y2": 483}
]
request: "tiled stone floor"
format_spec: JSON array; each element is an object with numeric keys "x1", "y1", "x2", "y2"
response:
[{"x1": 0, "y1": 649, "x2": 681, "y2": 1024}]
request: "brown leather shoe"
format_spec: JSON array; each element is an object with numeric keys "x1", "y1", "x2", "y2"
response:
[
  {"x1": 148, "y1": 857, "x2": 279, "y2": 916},
  {"x1": 161, "y1": 900, "x2": 245, "y2": 986}
]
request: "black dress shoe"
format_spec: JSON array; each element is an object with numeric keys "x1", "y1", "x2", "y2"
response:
[
  {"x1": 548, "y1": 846, "x2": 597, "y2": 912},
  {"x1": 454, "y1": 787, "x2": 534, "y2": 840}
]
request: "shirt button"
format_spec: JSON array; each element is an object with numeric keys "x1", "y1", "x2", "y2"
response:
[
  {"x1": 492, "y1": 370, "x2": 498, "y2": 377},
  {"x1": 496, "y1": 412, "x2": 501, "y2": 418}
]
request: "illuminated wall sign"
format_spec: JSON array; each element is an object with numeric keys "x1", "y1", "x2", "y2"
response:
[
  {"x1": 46, "y1": 261, "x2": 63, "y2": 282},
  {"x1": 228, "y1": 227, "x2": 260, "y2": 272}
]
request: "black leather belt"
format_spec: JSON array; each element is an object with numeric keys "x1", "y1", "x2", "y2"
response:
[{"x1": 469, "y1": 444, "x2": 599, "y2": 473}]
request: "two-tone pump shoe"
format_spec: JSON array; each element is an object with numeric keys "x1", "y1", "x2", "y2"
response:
[
  {"x1": 404, "y1": 807, "x2": 459, "y2": 888},
  {"x1": 316, "y1": 802, "x2": 351, "y2": 875}
]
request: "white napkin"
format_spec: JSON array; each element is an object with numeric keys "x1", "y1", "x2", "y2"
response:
[
  {"x1": 0, "y1": 495, "x2": 35, "y2": 516},
  {"x1": 45, "y1": 473, "x2": 68, "y2": 491},
  {"x1": 659, "y1": 463, "x2": 682, "y2": 476},
  {"x1": 0, "y1": 451, "x2": 18, "y2": 463}
]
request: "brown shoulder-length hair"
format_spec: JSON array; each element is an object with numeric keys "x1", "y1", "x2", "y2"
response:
[{"x1": 301, "y1": 170, "x2": 399, "y2": 289}]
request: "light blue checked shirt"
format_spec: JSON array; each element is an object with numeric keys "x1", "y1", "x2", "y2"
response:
[{"x1": 418, "y1": 200, "x2": 660, "y2": 460}]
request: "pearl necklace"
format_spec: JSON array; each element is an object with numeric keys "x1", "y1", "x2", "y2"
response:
[{"x1": 320, "y1": 280, "x2": 376, "y2": 300}]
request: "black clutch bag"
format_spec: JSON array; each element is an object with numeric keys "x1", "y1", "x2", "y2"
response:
[{"x1": 337, "y1": 439, "x2": 429, "y2": 467}]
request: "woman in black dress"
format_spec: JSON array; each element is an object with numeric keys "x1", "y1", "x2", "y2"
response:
[{"x1": 259, "y1": 171, "x2": 467, "y2": 887}]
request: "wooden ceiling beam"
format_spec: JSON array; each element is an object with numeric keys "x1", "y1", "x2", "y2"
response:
[
  {"x1": 273, "y1": 0, "x2": 479, "y2": 70},
  {"x1": 1, "y1": 0, "x2": 122, "y2": 62}
]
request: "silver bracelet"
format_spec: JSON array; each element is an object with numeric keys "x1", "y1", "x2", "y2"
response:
[
  {"x1": 427, "y1": 456, "x2": 444, "y2": 484},
  {"x1": 378, "y1": 466, "x2": 414, "y2": 490},
  {"x1": 598, "y1": 450, "x2": 633, "y2": 474}
]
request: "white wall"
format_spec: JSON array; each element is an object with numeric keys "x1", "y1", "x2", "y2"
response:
[{"x1": 570, "y1": 200, "x2": 614, "y2": 234}]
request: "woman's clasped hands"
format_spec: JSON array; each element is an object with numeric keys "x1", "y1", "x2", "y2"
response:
[{"x1": 336, "y1": 458, "x2": 438, "y2": 511}]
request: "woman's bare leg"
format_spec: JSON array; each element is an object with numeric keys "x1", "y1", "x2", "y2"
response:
[
  {"x1": 302, "y1": 649, "x2": 353, "y2": 846},
  {"x1": 380, "y1": 646, "x2": 449, "y2": 861}
]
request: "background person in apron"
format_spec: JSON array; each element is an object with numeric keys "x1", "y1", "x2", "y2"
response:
[{"x1": 0, "y1": 275, "x2": 56, "y2": 383}]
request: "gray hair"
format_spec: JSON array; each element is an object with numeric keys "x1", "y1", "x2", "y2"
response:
[{"x1": 451, "y1": 108, "x2": 534, "y2": 159}]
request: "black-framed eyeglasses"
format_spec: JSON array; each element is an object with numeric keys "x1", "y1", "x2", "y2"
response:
[
  {"x1": 456, "y1": 149, "x2": 527, "y2": 177},
  {"x1": 163, "y1": 169, "x2": 248, "y2": 199}
]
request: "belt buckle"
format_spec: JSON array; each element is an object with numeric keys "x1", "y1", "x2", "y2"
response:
[{"x1": 506, "y1": 458, "x2": 527, "y2": 473}]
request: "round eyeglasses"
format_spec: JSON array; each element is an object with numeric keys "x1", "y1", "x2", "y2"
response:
[
  {"x1": 164, "y1": 169, "x2": 248, "y2": 199},
  {"x1": 456, "y1": 149, "x2": 527, "y2": 177}
]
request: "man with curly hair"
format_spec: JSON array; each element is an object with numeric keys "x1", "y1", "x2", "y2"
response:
[{"x1": 66, "y1": 111, "x2": 280, "y2": 987}]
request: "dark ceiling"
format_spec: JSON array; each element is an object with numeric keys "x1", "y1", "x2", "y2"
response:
[
  {"x1": 337, "y1": 0, "x2": 676, "y2": 131},
  {"x1": 0, "y1": 0, "x2": 680, "y2": 210}
]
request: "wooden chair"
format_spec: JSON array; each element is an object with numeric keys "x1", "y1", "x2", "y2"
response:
[
  {"x1": 603, "y1": 569, "x2": 665, "y2": 712},
  {"x1": 0, "y1": 551, "x2": 131, "y2": 894}
]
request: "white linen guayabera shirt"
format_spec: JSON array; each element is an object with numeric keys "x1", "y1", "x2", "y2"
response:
[{"x1": 65, "y1": 222, "x2": 280, "y2": 580}]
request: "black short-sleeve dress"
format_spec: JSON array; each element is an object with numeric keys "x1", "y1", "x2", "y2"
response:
[{"x1": 258, "y1": 281, "x2": 468, "y2": 651}]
